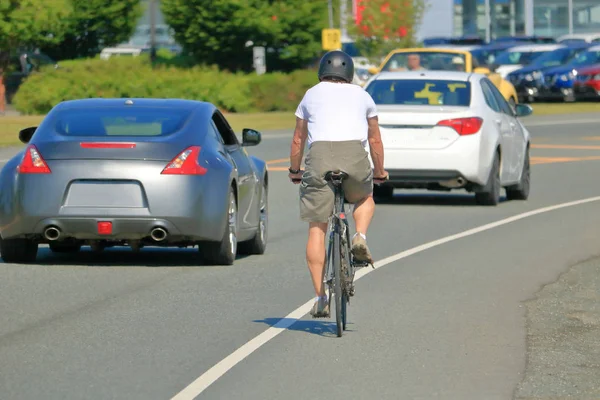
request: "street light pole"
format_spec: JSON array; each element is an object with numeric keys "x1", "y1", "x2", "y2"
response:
[
  {"x1": 328, "y1": 0, "x2": 334, "y2": 29},
  {"x1": 340, "y1": 0, "x2": 347, "y2": 40}
]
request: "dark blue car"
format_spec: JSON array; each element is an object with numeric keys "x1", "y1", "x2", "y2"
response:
[
  {"x1": 506, "y1": 42, "x2": 592, "y2": 102},
  {"x1": 537, "y1": 44, "x2": 600, "y2": 102},
  {"x1": 469, "y1": 41, "x2": 522, "y2": 67}
]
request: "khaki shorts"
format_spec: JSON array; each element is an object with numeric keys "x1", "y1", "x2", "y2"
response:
[{"x1": 300, "y1": 140, "x2": 373, "y2": 223}]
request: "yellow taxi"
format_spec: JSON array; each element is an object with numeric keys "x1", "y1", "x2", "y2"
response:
[{"x1": 367, "y1": 48, "x2": 519, "y2": 107}]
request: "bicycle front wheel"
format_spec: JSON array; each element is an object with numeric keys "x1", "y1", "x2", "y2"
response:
[{"x1": 333, "y1": 229, "x2": 343, "y2": 337}]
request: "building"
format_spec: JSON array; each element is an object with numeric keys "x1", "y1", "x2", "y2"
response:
[{"x1": 416, "y1": 0, "x2": 600, "y2": 41}]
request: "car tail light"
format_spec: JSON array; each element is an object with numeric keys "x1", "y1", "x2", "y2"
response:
[
  {"x1": 161, "y1": 146, "x2": 208, "y2": 175},
  {"x1": 18, "y1": 145, "x2": 51, "y2": 174},
  {"x1": 436, "y1": 117, "x2": 483, "y2": 135}
]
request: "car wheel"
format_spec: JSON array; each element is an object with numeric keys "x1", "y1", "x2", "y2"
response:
[
  {"x1": 373, "y1": 184, "x2": 394, "y2": 202},
  {"x1": 49, "y1": 242, "x2": 82, "y2": 253},
  {"x1": 475, "y1": 152, "x2": 501, "y2": 206},
  {"x1": 0, "y1": 238, "x2": 38, "y2": 263},
  {"x1": 506, "y1": 147, "x2": 530, "y2": 201},
  {"x1": 200, "y1": 187, "x2": 238, "y2": 265},
  {"x1": 238, "y1": 180, "x2": 268, "y2": 255}
]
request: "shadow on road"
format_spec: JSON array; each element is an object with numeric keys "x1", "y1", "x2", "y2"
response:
[
  {"x1": 253, "y1": 317, "x2": 355, "y2": 337},
  {"x1": 375, "y1": 193, "x2": 508, "y2": 206},
  {"x1": 6, "y1": 247, "x2": 251, "y2": 267}
]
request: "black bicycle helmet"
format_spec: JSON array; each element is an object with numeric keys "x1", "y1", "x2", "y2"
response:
[{"x1": 318, "y1": 50, "x2": 354, "y2": 83}]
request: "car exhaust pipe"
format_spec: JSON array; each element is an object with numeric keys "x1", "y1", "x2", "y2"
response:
[
  {"x1": 44, "y1": 226, "x2": 61, "y2": 241},
  {"x1": 440, "y1": 177, "x2": 467, "y2": 188},
  {"x1": 150, "y1": 227, "x2": 168, "y2": 242}
]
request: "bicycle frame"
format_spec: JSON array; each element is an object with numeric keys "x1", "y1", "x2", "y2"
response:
[{"x1": 324, "y1": 176, "x2": 356, "y2": 320}]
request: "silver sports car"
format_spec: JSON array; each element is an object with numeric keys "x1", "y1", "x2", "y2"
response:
[{"x1": 0, "y1": 98, "x2": 269, "y2": 265}]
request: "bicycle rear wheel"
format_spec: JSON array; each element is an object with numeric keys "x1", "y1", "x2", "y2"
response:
[{"x1": 332, "y1": 228, "x2": 343, "y2": 337}]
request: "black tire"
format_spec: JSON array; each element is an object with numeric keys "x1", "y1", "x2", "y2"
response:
[
  {"x1": 506, "y1": 147, "x2": 530, "y2": 200},
  {"x1": 373, "y1": 184, "x2": 393, "y2": 201},
  {"x1": 475, "y1": 152, "x2": 501, "y2": 206},
  {"x1": 200, "y1": 188, "x2": 238, "y2": 265},
  {"x1": 49, "y1": 242, "x2": 82, "y2": 253},
  {"x1": 238, "y1": 180, "x2": 268, "y2": 255},
  {"x1": 333, "y1": 229, "x2": 343, "y2": 337},
  {"x1": 0, "y1": 238, "x2": 38, "y2": 263}
]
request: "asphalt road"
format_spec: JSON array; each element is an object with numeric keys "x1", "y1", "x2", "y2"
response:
[{"x1": 2, "y1": 112, "x2": 600, "y2": 399}]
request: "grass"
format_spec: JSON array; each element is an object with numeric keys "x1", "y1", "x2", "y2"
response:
[
  {"x1": 527, "y1": 101, "x2": 600, "y2": 115},
  {"x1": 0, "y1": 103, "x2": 598, "y2": 147}
]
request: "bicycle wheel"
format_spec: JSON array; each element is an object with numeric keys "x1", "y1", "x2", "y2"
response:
[{"x1": 332, "y1": 226, "x2": 343, "y2": 337}]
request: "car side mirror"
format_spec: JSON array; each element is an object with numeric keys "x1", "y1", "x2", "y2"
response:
[
  {"x1": 242, "y1": 128, "x2": 261, "y2": 146},
  {"x1": 368, "y1": 66, "x2": 380, "y2": 75},
  {"x1": 514, "y1": 103, "x2": 533, "y2": 117},
  {"x1": 19, "y1": 126, "x2": 37, "y2": 144},
  {"x1": 474, "y1": 67, "x2": 491, "y2": 75}
]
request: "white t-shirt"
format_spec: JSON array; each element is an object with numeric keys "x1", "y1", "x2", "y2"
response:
[{"x1": 294, "y1": 82, "x2": 378, "y2": 148}]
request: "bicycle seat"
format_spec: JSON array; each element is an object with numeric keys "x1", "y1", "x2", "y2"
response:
[{"x1": 324, "y1": 170, "x2": 349, "y2": 182}]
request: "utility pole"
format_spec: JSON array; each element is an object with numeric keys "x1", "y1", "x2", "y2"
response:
[
  {"x1": 340, "y1": 0, "x2": 348, "y2": 41},
  {"x1": 328, "y1": 0, "x2": 334, "y2": 29},
  {"x1": 149, "y1": 0, "x2": 157, "y2": 64}
]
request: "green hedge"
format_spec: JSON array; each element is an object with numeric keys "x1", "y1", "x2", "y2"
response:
[{"x1": 12, "y1": 56, "x2": 318, "y2": 115}]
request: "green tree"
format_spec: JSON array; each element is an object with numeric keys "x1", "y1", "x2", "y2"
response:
[
  {"x1": 265, "y1": 0, "x2": 328, "y2": 72},
  {"x1": 160, "y1": 0, "x2": 327, "y2": 72},
  {"x1": 348, "y1": 0, "x2": 428, "y2": 63},
  {"x1": 39, "y1": 0, "x2": 142, "y2": 61},
  {"x1": 0, "y1": 0, "x2": 72, "y2": 75}
]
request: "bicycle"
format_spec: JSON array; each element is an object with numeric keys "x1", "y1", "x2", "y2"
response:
[{"x1": 323, "y1": 170, "x2": 372, "y2": 337}]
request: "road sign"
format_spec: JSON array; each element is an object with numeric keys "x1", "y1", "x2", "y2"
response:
[
  {"x1": 253, "y1": 46, "x2": 266, "y2": 75},
  {"x1": 322, "y1": 29, "x2": 341, "y2": 51}
]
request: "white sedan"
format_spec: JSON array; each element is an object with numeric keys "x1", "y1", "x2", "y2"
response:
[{"x1": 363, "y1": 70, "x2": 532, "y2": 206}]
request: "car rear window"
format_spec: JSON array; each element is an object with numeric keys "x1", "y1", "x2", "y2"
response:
[
  {"x1": 51, "y1": 107, "x2": 192, "y2": 136},
  {"x1": 365, "y1": 79, "x2": 471, "y2": 106}
]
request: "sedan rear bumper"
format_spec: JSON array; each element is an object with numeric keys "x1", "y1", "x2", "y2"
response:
[
  {"x1": 382, "y1": 135, "x2": 488, "y2": 186},
  {"x1": 2, "y1": 215, "x2": 223, "y2": 242}
]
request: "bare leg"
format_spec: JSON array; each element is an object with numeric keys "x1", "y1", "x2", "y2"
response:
[
  {"x1": 353, "y1": 194, "x2": 375, "y2": 235},
  {"x1": 306, "y1": 222, "x2": 328, "y2": 297}
]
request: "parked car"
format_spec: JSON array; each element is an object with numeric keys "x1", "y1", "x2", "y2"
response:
[
  {"x1": 537, "y1": 44, "x2": 600, "y2": 102},
  {"x1": 367, "y1": 47, "x2": 519, "y2": 106},
  {"x1": 3, "y1": 50, "x2": 57, "y2": 103},
  {"x1": 573, "y1": 63, "x2": 600, "y2": 100},
  {"x1": 423, "y1": 36, "x2": 487, "y2": 47},
  {"x1": 492, "y1": 43, "x2": 565, "y2": 78},
  {"x1": 506, "y1": 42, "x2": 592, "y2": 102},
  {"x1": 0, "y1": 99, "x2": 268, "y2": 265},
  {"x1": 491, "y1": 35, "x2": 556, "y2": 44},
  {"x1": 557, "y1": 33, "x2": 600, "y2": 44},
  {"x1": 99, "y1": 45, "x2": 150, "y2": 60},
  {"x1": 469, "y1": 41, "x2": 522, "y2": 66},
  {"x1": 362, "y1": 70, "x2": 532, "y2": 206}
]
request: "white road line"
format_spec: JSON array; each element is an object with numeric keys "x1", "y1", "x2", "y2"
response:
[{"x1": 170, "y1": 194, "x2": 600, "y2": 400}]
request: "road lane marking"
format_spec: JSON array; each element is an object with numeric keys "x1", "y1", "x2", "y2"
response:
[
  {"x1": 266, "y1": 158, "x2": 288, "y2": 164},
  {"x1": 170, "y1": 195, "x2": 600, "y2": 400},
  {"x1": 532, "y1": 144, "x2": 600, "y2": 150},
  {"x1": 266, "y1": 157, "x2": 600, "y2": 171},
  {"x1": 531, "y1": 156, "x2": 600, "y2": 165},
  {"x1": 267, "y1": 167, "x2": 289, "y2": 171}
]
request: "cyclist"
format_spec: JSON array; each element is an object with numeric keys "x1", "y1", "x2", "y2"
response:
[{"x1": 288, "y1": 50, "x2": 389, "y2": 318}]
